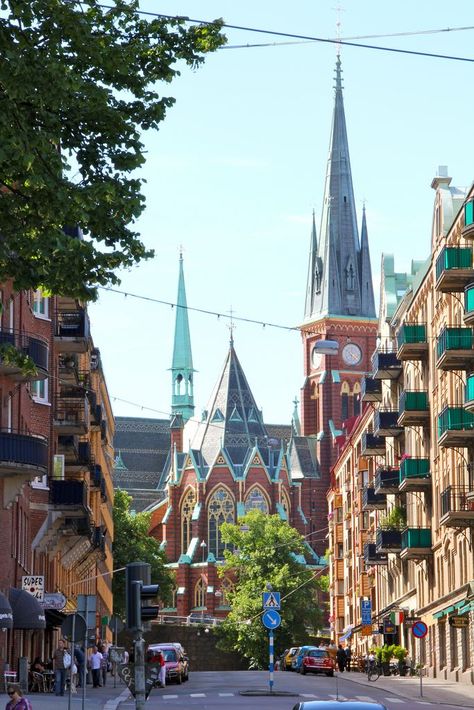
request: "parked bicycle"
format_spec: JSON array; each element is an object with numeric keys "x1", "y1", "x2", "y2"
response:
[{"x1": 367, "y1": 660, "x2": 382, "y2": 681}]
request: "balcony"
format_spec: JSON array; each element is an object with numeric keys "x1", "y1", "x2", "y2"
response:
[
  {"x1": 371, "y1": 350, "x2": 402, "y2": 380},
  {"x1": 376, "y1": 529, "x2": 402, "y2": 553},
  {"x1": 462, "y1": 199, "x2": 474, "y2": 239},
  {"x1": 438, "y1": 407, "x2": 474, "y2": 448},
  {"x1": 396, "y1": 324, "x2": 428, "y2": 361},
  {"x1": 363, "y1": 543, "x2": 388, "y2": 566},
  {"x1": 400, "y1": 528, "x2": 432, "y2": 560},
  {"x1": 465, "y1": 375, "x2": 474, "y2": 414},
  {"x1": 54, "y1": 309, "x2": 90, "y2": 353},
  {"x1": 57, "y1": 437, "x2": 93, "y2": 472},
  {"x1": 435, "y1": 246, "x2": 474, "y2": 292},
  {"x1": 399, "y1": 457, "x2": 431, "y2": 492},
  {"x1": 469, "y1": 465, "x2": 474, "y2": 502},
  {"x1": 0, "y1": 330, "x2": 48, "y2": 381},
  {"x1": 440, "y1": 486, "x2": 474, "y2": 527},
  {"x1": 91, "y1": 402, "x2": 103, "y2": 430},
  {"x1": 398, "y1": 391, "x2": 430, "y2": 427},
  {"x1": 374, "y1": 409, "x2": 403, "y2": 438},
  {"x1": 49, "y1": 479, "x2": 88, "y2": 509},
  {"x1": 374, "y1": 467, "x2": 400, "y2": 495},
  {"x1": 361, "y1": 376, "x2": 382, "y2": 403},
  {"x1": 362, "y1": 486, "x2": 386, "y2": 511},
  {"x1": 436, "y1": 327, "x2": 474, "y2": 371},
  {"x1": 361, "y1": 433, "x2": 386, "y2": 457},
  {"x1": 464, "y1": 283, "x2": 474, "y2": 327},
  {"x1": 91, "y1": 464, "x2": 103, "y2": 489},
  {"x1": 54, "y1": 396, "x2": 90, "y2": 435},
  {"x1": 0, "y1": 430, "x2": 48, "y2": 478}
]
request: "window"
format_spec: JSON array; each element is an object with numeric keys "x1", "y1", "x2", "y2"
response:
[
  {"x1": 352, "y1": 382, "x2": 361, "y2": 416},
  {"x1": 30, "y1": 378, "x2": 48, "y2": 404},
  {"x1": 32, "y1": 290, "x2": 49, "y2": 318},
  {"x1": 208, "y1": 488, "x2": 234, "y2": 559},
  {"x1": 194, "y1": 577, "x2": 206, "y2": 608},
  {"x1": 438, "y1": 623, "x2": 446, "y2": 667},
  {"x1": 341, "y1": 382, "x2": 350, "y2": 421},
  {"x1": 245, "y1": 487, "x2": 269, "y2": 514},
  {"x1": 450, "y1": 624, "x2": 458, "y2": 669},
  {"x1": 281, "y1": 488, "x2": 291, "y2": 517},
  {"x1": 219, "y1": 578, "x2": 233, "y2": 606},
  {"x1": 461, "y1": 625, "x2": 470, "y2": 671},
  {"x1": 181, "y1": 488, "x2": 196, "y2": 554}
]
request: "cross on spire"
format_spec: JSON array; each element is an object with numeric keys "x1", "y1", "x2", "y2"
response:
[{"x1": 227, "y1": 306, "x2": 236, "y2": 345}]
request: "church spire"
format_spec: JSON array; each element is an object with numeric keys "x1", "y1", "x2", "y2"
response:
[
  {"x1": 171, "y1": 251, "x2": 195, "y2": 422},
  {"x1": 304, "y1": 58, "x2": 375, "y2": 320},
  {"x1": 359, "y1": 203, "x2": 376, "y2": 317}
]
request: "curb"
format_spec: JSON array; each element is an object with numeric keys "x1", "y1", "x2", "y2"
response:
[{"x1": 340, "y1": 673, "x2": 474, "y2": 708}]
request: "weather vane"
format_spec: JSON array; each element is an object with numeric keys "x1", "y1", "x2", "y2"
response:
[
  {"x1": 333, "y1": 4, "x2": 345, "y2": 56},
  {"x1": 227, "y1": 305, "x2": 236, "y2": 344}
]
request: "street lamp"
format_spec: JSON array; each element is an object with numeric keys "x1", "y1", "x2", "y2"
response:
[{"x1": 200, "y1": 539, "x2": 207, "y2": 563}]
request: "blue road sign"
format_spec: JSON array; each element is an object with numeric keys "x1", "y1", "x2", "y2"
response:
[
  {"x1": 262, "y1": 591, "x2": 281, "y2": 610},
  {"x1": 262, "y1": 609, "x2": 281, "y2": 630},
  {"x1": 412, "y1": 621, "x2": 428, "y2": 639},
  {"x1": 361, "y1": 600, "x2": 372, "y2": 625}
]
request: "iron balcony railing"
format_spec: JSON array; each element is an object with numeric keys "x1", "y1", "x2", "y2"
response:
[
  {"x1": 399, "y1": 391, "x2": 429, "y2": 414},
  {"x1": 49, "y1": 479, "x2": 88, "y2": 507},
  {"x1": 0, "y1": 430, "x2": 48, "y2": 470},
  {"x1": 401, "y1": 527, "x2": 432, "y2": 550},
  {"x1": 371, "y1": 350, "x2": 402, "y2": 378},
  {"x1": 55, "y1": 309, "x2": 90, "y2": 340},
  {"x1": 362, "y1": 486, "x2": 386, "y2": 510},
  {"x1": 435, "y1": 246, "x2": 473, "y2": 281},
  {"x1": 436, "y1": 327, "x2": 474, "y2": 360},
  {"x1": 438, "y1": 407, "x2": 474, "y2": 438},
  {"x1": 0, "y1": 330, "x2": 48, "y2": 374},
  {"x1": 399, "y1": 457, "x2": 431, "y2": 481},
  {"x1": 361, "y1": 376, "x2": 382, "y2": 401},
  {"x1": 397, "y1": 323, "x2": 427, "y2": 347},
  {"x1": 440, "y1": 486, "x2": 474, "y2": 517},
  {"x1": 376, "y1": 529, "x2": 402, "y2": 552},
  {"x1": 375, "y1": 467, "x2": 400, "y2": 491}
]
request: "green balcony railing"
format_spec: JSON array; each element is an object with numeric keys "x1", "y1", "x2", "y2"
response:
[
  {"x1": 397, "y1": 324, "x2": 427, "y2": 346},
  {"x1": 438, "y1": 407, "x2": 474, "y2": 438},
  {"x1": 465, "y1": 200, "x2": 474, "y2": 228},
  {"x1": 399, "y1": 391, "x2": 428, "y2": 413},
  {"x1": 401, "y1": 527, "x2": 432, "y2": 549},
  {"x1": 435, "y1": 246, "x2": 473, "y2": 281},
  {"x1": 436, "y1": 327, "x2": 473, "y2": 360},
  {"x1": 465, "y1": 375, "x2": 474, "y2": 407},
  {"x1": 465, "y1": 283, "x2": 474, "y2": 318},
  {"x1": 399, "y1": 457, "x2": 430, "y2": 481}
]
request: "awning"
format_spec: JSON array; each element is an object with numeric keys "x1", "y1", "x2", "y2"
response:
[
  {"x1": 432, "y1": 602, "x2": 463, "y2": 620},
  {"x1": 339, "y1": 626, "x2": 354, "y2": 642},
  {"x1": 9, "y1": 588, "x2": 46, "y2": 630},
  {"x1": 45, "y1": 609, "x2": 67, "y2": 628},
  {"x1": 0, "y1": 592, "x2": 13, "y2": 630}
]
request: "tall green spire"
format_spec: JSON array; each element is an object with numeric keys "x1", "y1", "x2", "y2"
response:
[{"x1": 171, "y1": 252, "x2": 195, "y2": 422}]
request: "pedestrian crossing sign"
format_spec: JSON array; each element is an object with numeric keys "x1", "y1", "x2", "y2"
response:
[{"x1": 262, "y1": 591, "x2": 281, "y2": 609}]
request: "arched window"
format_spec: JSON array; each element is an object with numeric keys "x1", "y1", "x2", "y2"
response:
[
  {"x1": 219, "y1": 578, "x2": 234, "y2": 607},
  {"x1": 171, "y1": 587, "x2": 178, "y2": 608},
  {"x1": 281, "y1": 488, "x2": 291, "y2": 517},
  {"x1": 352, "y1": 382, "x2": 361, "y2": 417},
  {"x1": 244, "y1": 487, "x2": 269, "y2": 514},
  {"x1": 194, "y1": 577, "x2": 206, "y2": 608},
  {"x1": 181, "y1": 488, "x2": 196, "y2": 554},
  {"x1": 207, "y1": 487, "x2": 234, "y2": 559},
  {"x1": 341, "y1": 381, "x2": 350, "y2": 421}
]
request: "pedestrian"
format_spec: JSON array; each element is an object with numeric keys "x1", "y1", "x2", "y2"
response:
[
  {"x1": 74, "y1": 646, "x2": 85, "y2": 688},
  {"x1": 99, "y1": 642, "x2": 109, "y2": 687},
  {"x1": 345, "y1": 645, "x2": 352, "y2": 672},
  {"x1": 52, "y1": 638, "x2": 69, "y2": 696},
  {"x1": 158, "y1": 651, "x2": 166, "y2": 688},
  {"x1": 90, "y1": 645, "x2": 103, "y2": 688},
  {"x1": 336, "y1": 644, "x2": 347, "y2": 673},
  {"x1": 5, "y1": 684, "x2": 32, "y2": 710}
]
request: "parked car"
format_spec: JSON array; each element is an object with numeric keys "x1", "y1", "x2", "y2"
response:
[
  {"x1": 284, "y1": 647, "x2": 299, "y2": 670},
  {"x1": 292, "y1": 645, "x2": 318, "y2": 672},
  {"x1": 300, "y1": 648, "x2": 335, "y2": 676},
  {"x1": 146, "y1": 643, "x2": 189, "y2": 684}
]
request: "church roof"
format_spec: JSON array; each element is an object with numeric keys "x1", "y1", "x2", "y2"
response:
[
  {"x1": 304, "y1": 57, "x2": 375, "y2": 321},
  {"x1": 172, "y1": 253, "x2": 194, "y2": 372}
]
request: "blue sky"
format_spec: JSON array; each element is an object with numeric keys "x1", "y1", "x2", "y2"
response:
[{"x1": 90, "y1": 0, "x2": 474, "y2": 427}]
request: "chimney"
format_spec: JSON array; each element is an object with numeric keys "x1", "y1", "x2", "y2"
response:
[{"x1": 170, "y1": 413, "x2": 184, "y2": 453}]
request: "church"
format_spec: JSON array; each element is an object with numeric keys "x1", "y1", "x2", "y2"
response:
[{"x1": 113, "y1": 56, "x2": 377, "y2": 618}]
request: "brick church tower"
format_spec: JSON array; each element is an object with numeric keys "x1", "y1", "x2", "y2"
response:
[{"x1": 300, "y1": 56, "x2": 378, "y2": 486}]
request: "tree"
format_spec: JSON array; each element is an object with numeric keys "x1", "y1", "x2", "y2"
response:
[
  {"x1": 216, "y1": 510, "x2": 326, "y2": 668},
  {"x1": 112, "y1": 489, "x2": 174, "y2": 617},
  {"x1": 0, "y1": 1, "x2": 225, "y2": 299}
]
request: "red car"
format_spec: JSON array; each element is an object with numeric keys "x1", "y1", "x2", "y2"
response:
[{"x1": 301, "y1": 649, "x2": 335, "y2": 676}]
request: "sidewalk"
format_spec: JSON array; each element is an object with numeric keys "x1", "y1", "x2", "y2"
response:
[
  {"x1": 1, "y1": 684, "x2": 129, "y2": 710},
  {"x1": 341, "y1": 670, "x2": 474, "y2": 707}
]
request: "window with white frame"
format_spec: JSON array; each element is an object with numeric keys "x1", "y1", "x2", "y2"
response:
[
  {"x1": 32, "y1": 290, "x2": 49, "y2": 318},
  {"x1": 30, "y1": 378, "x2": 48, "y2": 403}
]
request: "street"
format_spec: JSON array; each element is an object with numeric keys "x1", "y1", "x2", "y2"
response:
[{"x1": 115, "y1": 670, "x2": 473, "y2": 710}]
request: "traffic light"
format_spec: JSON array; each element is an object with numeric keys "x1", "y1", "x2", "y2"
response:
[{"x1": 126, "y1": 561, "x2": 160, "y2": 630}]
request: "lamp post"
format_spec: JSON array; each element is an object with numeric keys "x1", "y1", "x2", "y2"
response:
[{"x1": 200, "y1": 539, "x2": 207, "y2": 563}]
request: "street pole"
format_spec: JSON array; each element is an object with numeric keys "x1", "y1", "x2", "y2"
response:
[
  {"x1": 133, "y1": 580, "x2": 146, "y2": 710},
  {"x1": 113, "y1": 617, "x2": 117, "y2": 689},
  {"x1": 419, "y1": 664, "x2": 423, "y2": 697},
  {"x1": 67, "y1": 614, "x2": 75, "y2": 710},
  {"x1": 269, "y1": 630, "x2": 274, "y2": 693}
]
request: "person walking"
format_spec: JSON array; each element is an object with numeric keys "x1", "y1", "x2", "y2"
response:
[
  {"x1": 99, "y1": 643, "x2": 109, "y2": 687},
  {"x1": 336, "y1": 644, "x2": 347, "y2": 673},
  {"x1": 6, "y1": 684, "x2": 32, "y2": 710},
  {"x1": 52, "y1": 639, "x2": 68, "y2": 696},
  {"x1": 158, "y1": 651, "x2": 166, "y2": 688},
  {"x1": 74, "y1": 646, "x2": 85, "y2": 688},
  {"x1": 345, "y1": 645, "x2": 352, "y2": 672},
  {"x1": 90, "y1": 646, "x2": 103, "y2": 688}
]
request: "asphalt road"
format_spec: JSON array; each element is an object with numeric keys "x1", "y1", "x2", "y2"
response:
[{"x1": 117, "y1": 670, "x2": 461, "y2": 710}]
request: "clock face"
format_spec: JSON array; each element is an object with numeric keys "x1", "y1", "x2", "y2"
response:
[
  {"x1": 311, "y1": 347, "x2": 323, "y2": 369},
  {"x1": 342, "y1": 343, "x2": 362, "y2": 366}
]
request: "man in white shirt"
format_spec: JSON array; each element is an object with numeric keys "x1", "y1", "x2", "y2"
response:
[{"x1": 90, "y1": 646, "x2": 103, "y2": 688}]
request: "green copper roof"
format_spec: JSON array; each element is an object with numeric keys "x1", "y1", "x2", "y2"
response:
[
  {"x1": 114, "y1": 450, "x2": 128, "y2": 470},
  {"x1": 171, "y1": 253, "x2": 195, "y2": 422}
]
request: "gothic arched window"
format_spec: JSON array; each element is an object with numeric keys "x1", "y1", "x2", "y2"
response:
[
  {"x1": 244, "y1": 487, "x2": 269, "y2": 514},
  {"x1": 352, "y1": 382, "x2": 361, "y2": 417},
  {"x1": 207, "y1": 487, "x2": 235, "y2": 559},
  {"x1": 194, "y1": 577, "x2": 206, "y2": 608},
  {"x1": 219, "y1": 578, "x2": 234, "y2": 607},
  {"x1": 181, "y1": 488, "x2": 196, "y2": 554},
  {"x1": 281, "y1": 488, "x2": 291, "y2": 518},
  {"x1": 341, "y1": 381, "x2": 350, "y2": 421}
]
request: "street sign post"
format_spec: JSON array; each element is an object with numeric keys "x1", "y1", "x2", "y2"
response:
[
  {"x1": 412, "y1": 621, "x2": 428, "y2": 639},
  {"x1": 262, "y1": 609, "x2": 281, "y2": 630},
  {"x1": 361, "y1": 600, "x2": 372, "y2": 625},
  {"x1": 261, "y1": 592, "x2": 281, "y2": 693},
  {"x1": 262, "y1": 592, "x2": 281, "y2": 609}
]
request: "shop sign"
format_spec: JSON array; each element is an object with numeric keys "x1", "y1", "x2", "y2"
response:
[
  {"x1": 383, "y1": 618, "x2": 396, "y2": 635},
  {"x1": 39, "y1": 592, "x2": 67, "y2": 610},
  {"x1": 448, "y1": 615, "x2": 469, "y2": 628},
  {"x1": 22, "y1": 576, "x2": 44, "y2": 601},
  {"x1": 361, "y1": 624, "x2": 373, "y2": 636},
  {"x1": 404, "y1": 617, "x2": 421, "y2": 628}
]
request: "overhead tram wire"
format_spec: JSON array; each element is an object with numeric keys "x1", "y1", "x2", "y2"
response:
[{"x1": 95, "y1": 5, "x2": 474, "y2": 64}]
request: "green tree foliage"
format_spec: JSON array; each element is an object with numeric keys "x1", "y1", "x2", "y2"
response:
[
  {"x1": 112, "y1": 489, "x2": 174, "y2": 617},
  {"x1": 216, "y1": 510, "x2": 325, "y2": 668},
  {"x1": 0, "y1": 1, "x2": 225, "y2": 299}
]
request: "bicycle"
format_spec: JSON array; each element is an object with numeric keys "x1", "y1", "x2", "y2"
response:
[{"x1": 367, "y1": 661, "x2": 382, "y2": 681}]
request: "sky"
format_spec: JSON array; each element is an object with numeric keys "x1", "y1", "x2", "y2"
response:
[{"x1": 89, "y1": 0, "x2": 474, "y2": 428}]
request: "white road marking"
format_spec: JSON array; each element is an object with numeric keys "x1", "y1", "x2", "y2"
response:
[
  {"x1": 218, "y1": 693, "x2": 235, "y2": 696},
  {"x1": 385, "y1": 699, "x2": 405, "y2": 704},
  {"x1": 190, "y1": 693, "x2": 206, "y2": 697},
  {"x1": 301, "y1": 694, "x2": 317, "y2": 698},
  {"x1": 329, "y1": 694, "x2": 348, "y2": 700},
  {"x1": 416, "y1": 703, "x2": 433, "y2": 706},
  {"x1": 163, "y1": 695, "x2": 178, "y2": 699},
  {"x1": 356, "y1": 697, "x2": 376, "y2": 702}
]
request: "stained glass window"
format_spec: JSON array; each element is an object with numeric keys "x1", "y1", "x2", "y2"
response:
[
  {"x1": 207, "y1": 488, "x2": 234, "y2": 559},
  {"x1": 244, "y1": 487, "x2": 269, "y2": 514},
  {"x1": 181, "y1": 488, "x2": 196, "y2": 554},
  {"x1": 194, "y1": 577, "x2": 206, "y2": 608}
]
